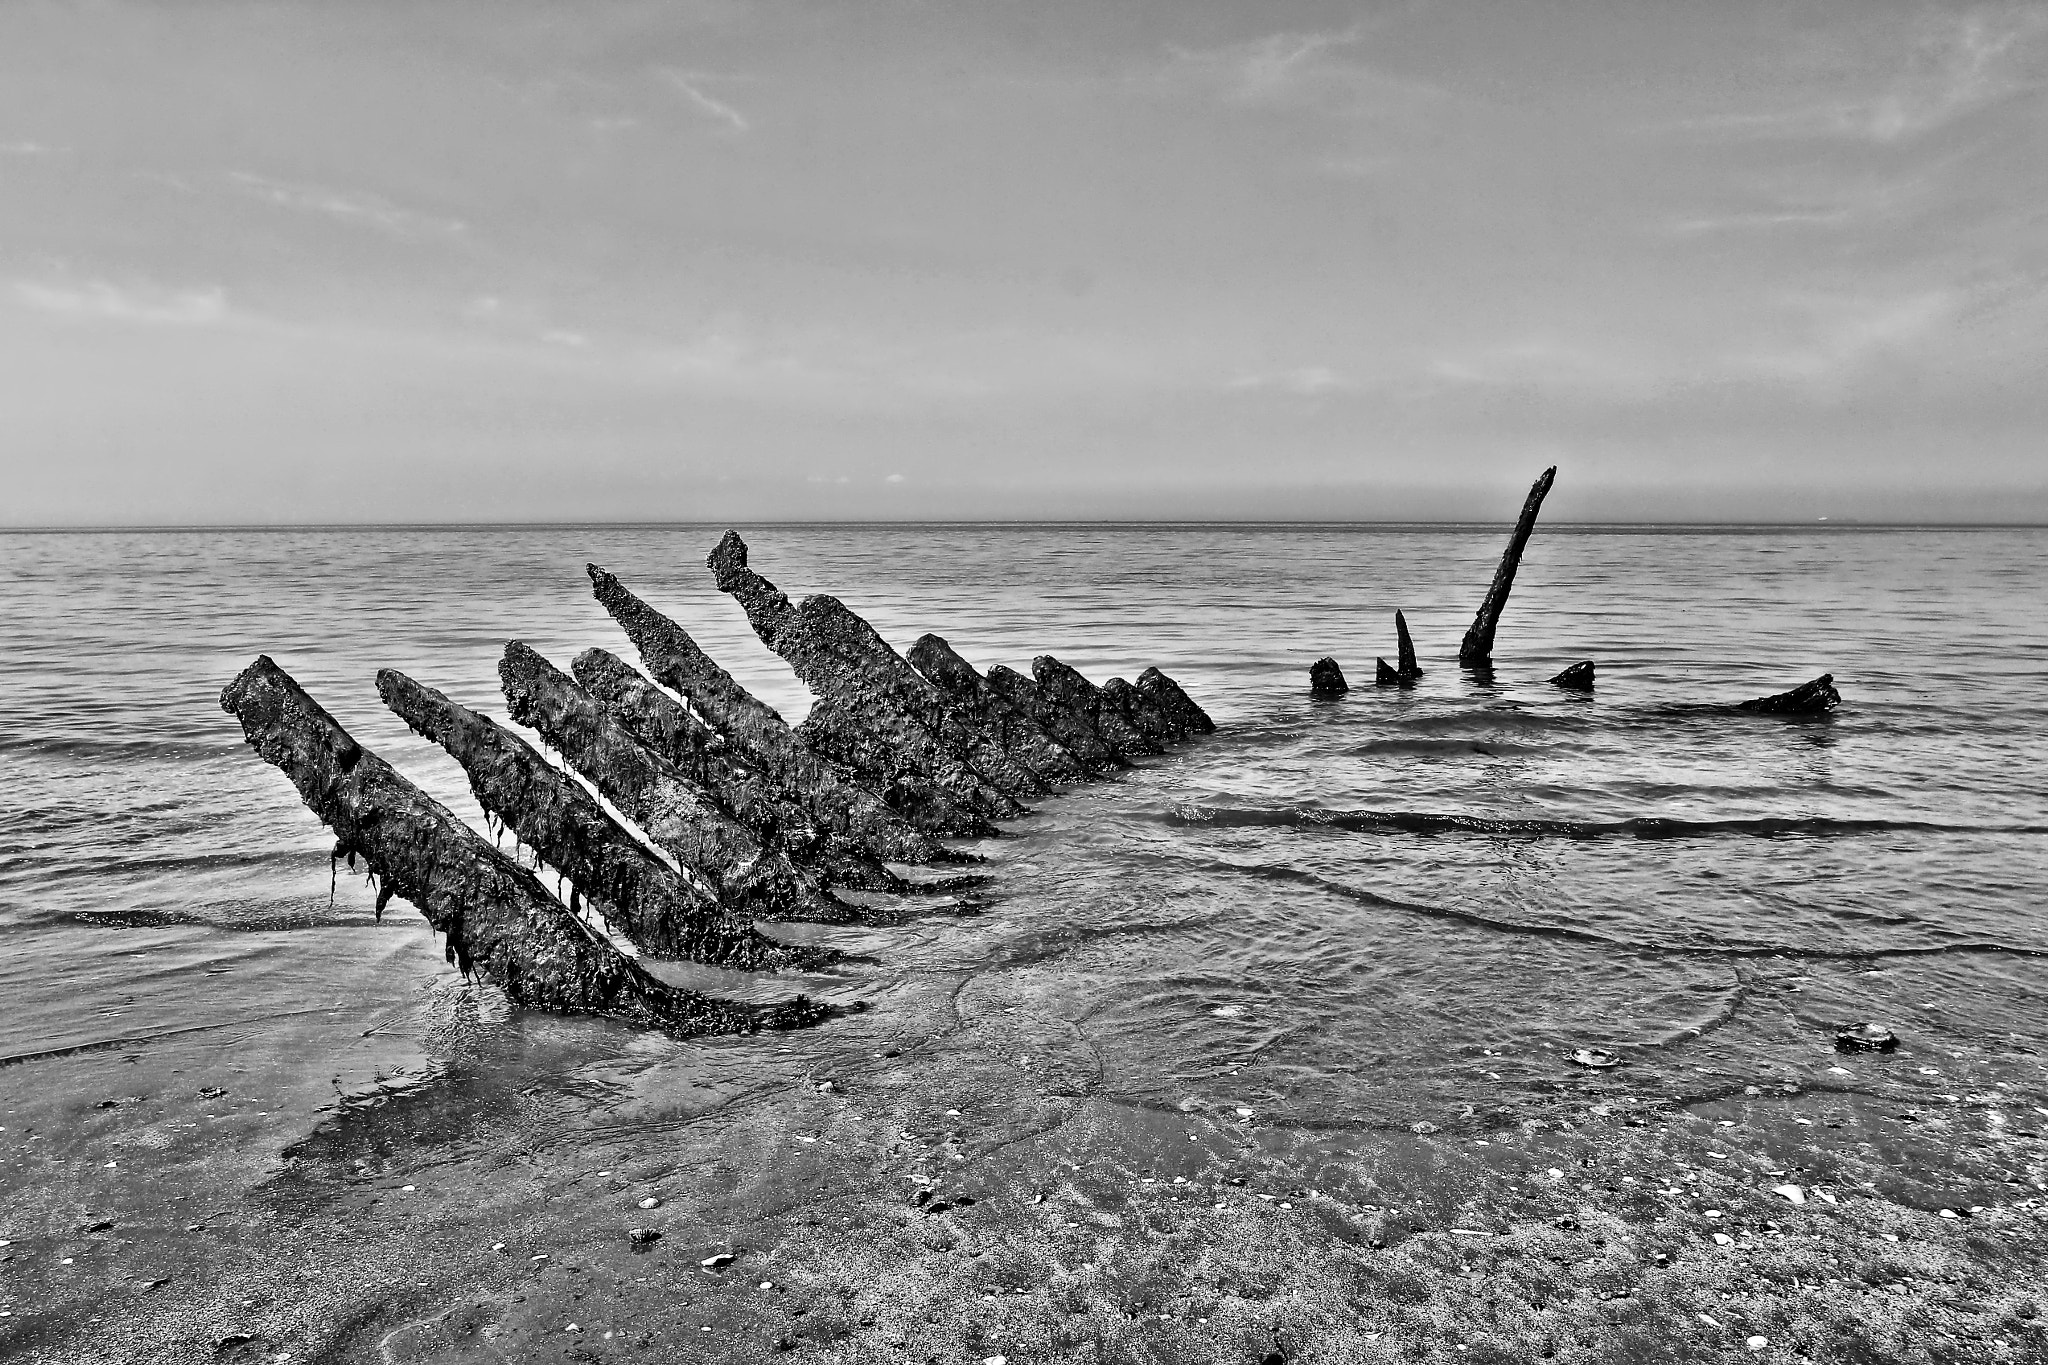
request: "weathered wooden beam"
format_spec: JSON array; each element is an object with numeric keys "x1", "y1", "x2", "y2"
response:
[
  {"x1": 589, "y1": 563, "x2": 997, "y2": 844},
  {"x1": 1458, "y1": 466, "x2": 1557, "y2": 669},
  {"x1": 1100, "y1": 676, "x2": 1180, "y2": 745},
  {"x1": 907, "y1": 634, "x2": 1089, "y2": 786},
  {"x1": 1310, "y1": 657, "x2": 1350, "y2": 695},
  {"x1": 706, "y1": 531, "x2": 1036, "y2": 817},
  {"x1": 982, "y1": 664, "x2": 1125, "y2": 774},
  {"x1": 377, "y1": 667, "x2": 822, "y2": 970},
  {"x1": 1134, "y1": 666, "x2": 1215, "y2": 735},
  {"x1": 498, "y1": 642, "x2": 869, "y2": 924},
  {"x1": 1032, "y1": 655, "x2": 1160, "y2": 756},
  {"x1": 572, "y1": 647, "x2": 979, "y2": 897},
  {"x1": 219, "y1": 656, "x2": 823, "y2": 1036}
]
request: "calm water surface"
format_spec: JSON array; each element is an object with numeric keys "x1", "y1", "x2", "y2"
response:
[{"x1": 2, "y1": 524, "x2": 2045, "y2": 1153}]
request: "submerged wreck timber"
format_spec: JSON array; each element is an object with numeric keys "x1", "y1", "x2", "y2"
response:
[
  {"x1": 223, "y1": 535, "x2": 1214, "y2": 1038},
  {"x1": 1738, "y1": 674, "x2": 1842, "y2": 714}
]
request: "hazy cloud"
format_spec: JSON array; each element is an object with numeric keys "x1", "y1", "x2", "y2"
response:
[
  {"x1": 1667, "y1": 208, "x2": 1859, "y2": 235},
  {"x1": 658, "y1": 69, "x2": 749, "y2": 132},
  {"x1": 1424, "y1": 339, "x2": 1656, "y2": 397},
  {"x1": 1228, "y1": 366, "x2": 1354, "y2": 396},
  {"x1": 14, "y1": 278, "x2": 228, "y2": 326},
  {"x1": 1168, "y1": 27, "x2": 1363, "y2": 104},
  {"x1": 1730, "y1": 289, "x2": 1965, "y2": 385},
  {"x1": 1670, "y1": 8, "x2": 2046, "y2": 144},
  {"x1": 1162, "y1": 25, "x2": 1443, "y2": 119},
  {"x1": 228, "y1": 171, "x2": 468, "y2": 238}
]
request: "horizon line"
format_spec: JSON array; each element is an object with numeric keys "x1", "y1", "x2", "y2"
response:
[{"x1": 3, "y1": 517, "x2": 2045, "y2": 534}]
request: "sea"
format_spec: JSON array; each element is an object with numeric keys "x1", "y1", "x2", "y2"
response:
[{"x1": 3, "y1": 523, "x2": 2046, "y2": 1180}]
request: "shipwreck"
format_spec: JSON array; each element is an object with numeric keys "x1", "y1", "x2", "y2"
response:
[{"x1": 222, "y1": 532, "x2": 1213, "y2": 1039}]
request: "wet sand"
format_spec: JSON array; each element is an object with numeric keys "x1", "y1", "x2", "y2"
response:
[{"x1": 3, "y1": 967, "x2": 2045, "y2": 1365}]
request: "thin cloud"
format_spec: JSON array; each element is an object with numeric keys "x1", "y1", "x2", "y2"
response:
[
  {"x1": 1227, "y1": 366, "x2": 1354, "y2": 396},
  {"x1": 0, "y1": 140, "x2": 58, "y2": 157},
  {"x1": 659, "y1": 69, "x2": 750, "y2": 132},
  {"x1": 14, "y1": 278, "x2": 228, "y2": 326},
  {"x1": 1661, "y1": 168, "x2": 1945, "y2": 237},
  {"x1": 1666, "y1": 208, "x2": 1859, "y2": 235},
  {"x1": 1161, "y1": 25, "x2": 1443, "y2": 116},
  {"x1": 228, "y1": 171, "x2": 467, "y2": 238},
  {"x1": 1728, "y1": 289, "x2": 1965, "y2": 385},
  {"x1": 1158, "y1": 25, "x2": 1445, "y2": 184},
  {"x1": 1665, "y1": 9, "x2": 2046, "y2": 144},
  {"x1": 1168, "y1": 27, "x2": 1364, "y2": 105}
]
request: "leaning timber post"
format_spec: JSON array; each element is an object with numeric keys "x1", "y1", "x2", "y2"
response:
[
  {"x1": 572, "y1": 647, "x2": 944, "y2": 896},
  {"x1": 1457, "y1": 465, "x2": 1558, "y2": 669},
  {"x1": 584, "y1": 568, "x2": 994, "y2": 852},
  {"x1": 376, "y1": 667, "x2": 822, "y2": 970},
  {"x1": 498, "y1": 642, "x2": 892, "y2": 924},
  {"x1": 219, "y1": 656, "x2": 825, "y2": 1036},
  {"x1": 705, "y1": 530, "x2": 1038, "y2": 813},
  {"x1": 907, "y1": 633, "x2": 1091, "y2": 786}
]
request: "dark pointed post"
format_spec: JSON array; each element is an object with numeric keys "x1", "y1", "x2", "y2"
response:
[
  {"x1": 1396, "y1": 610, "x2": 1421, "y2": 679},
  {"x1": 1376, "y1": 610, "x2": 1423, "y2": 686},
  {"x1": 1458, "y1": 466, "x2": 1557, "y2": 670}
]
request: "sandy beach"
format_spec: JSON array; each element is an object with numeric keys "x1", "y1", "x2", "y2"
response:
[{"x1": 5, "y1": 950, "x2": 2045, "y2": 1364}]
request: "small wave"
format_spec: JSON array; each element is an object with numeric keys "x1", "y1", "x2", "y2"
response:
[
  {"x1": 1385, "y1": 710, "x2": 1589, "y2": 736},
  {"x1": 64, "y1": 904, "x2": 366, "y2": 933},
  {"x1": 1163, "y1": 806, "x2": 2048, "y2": 841},
  {"x1": 0, "y1": 734, "x2": 236, "y2": 761},
  {"x1": 9, "y1": 847, "x2": 318, "y2": 883},
  {"x1": 1343, "y1": 738, "x2": 1547, "y2": 758},
  {"x1": 0, "y1": 1005, "x2": 360, "y2": 1068},
  {"x1": 1642, "y1": 703, "x2": 1839, "y2": 722},
  {"x1": 1168, "y1": 854, "x2": 2048, "y2": 963}
]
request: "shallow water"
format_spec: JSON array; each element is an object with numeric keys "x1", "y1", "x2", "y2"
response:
[{"x1": 3, "y1": 523, "x2": 2045, "y2": 1155}]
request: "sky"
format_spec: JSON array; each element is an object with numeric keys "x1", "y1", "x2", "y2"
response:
[{"x1": 2, "y1": 0, "x2": 2044, "y2": 525}]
